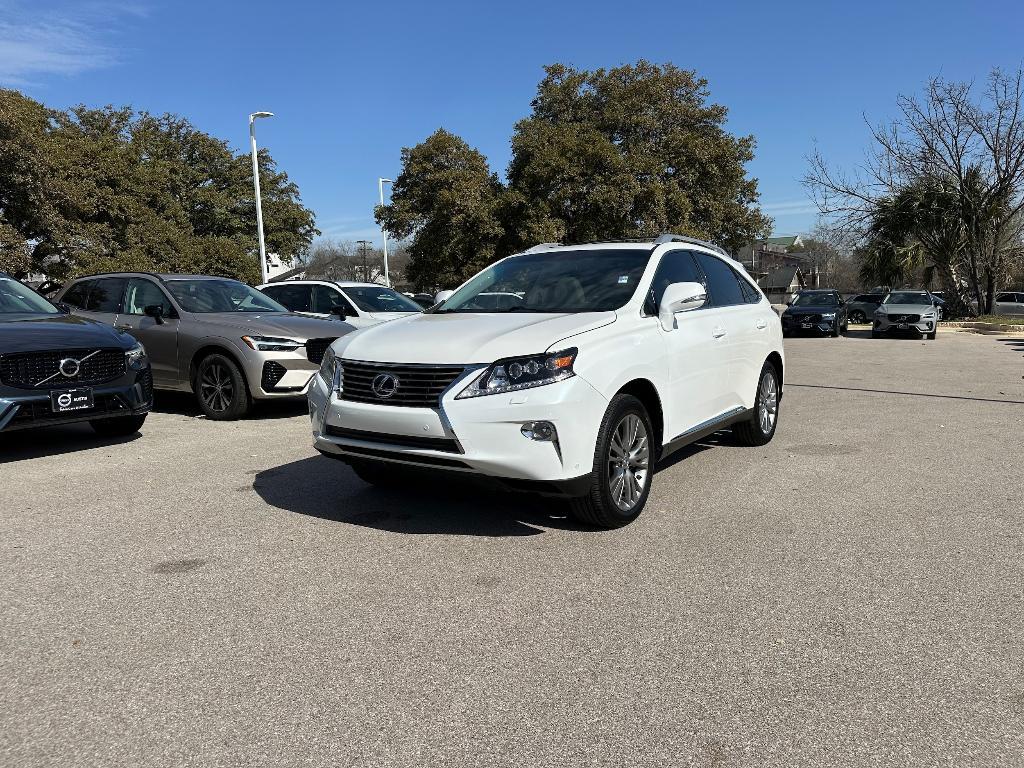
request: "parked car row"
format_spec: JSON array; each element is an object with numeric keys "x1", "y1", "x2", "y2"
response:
[
  {"x1": 781, "y1": 288, "x2": 945, "y2": 340},
  {"x1": 2, "y1": 235, "x2": 786, "y2": 528}
]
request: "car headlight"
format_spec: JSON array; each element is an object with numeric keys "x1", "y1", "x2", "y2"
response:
[
  {"x1": 125, "y1": 342, "x2": 148, "y2": 371},
  {"x1": 456, "y1": 348, "x2": 577, "y2": 399},
  {"x1": 318, "y1": 346, "x2": 342, "y2": 393},
  {"x1": 242, "y1": 335, "x2": 303, "y2": 352}
]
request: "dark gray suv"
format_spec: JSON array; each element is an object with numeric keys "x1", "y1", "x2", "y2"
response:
[{"x1": 55, "y1": 273, "x2": 355, "y2": 420}]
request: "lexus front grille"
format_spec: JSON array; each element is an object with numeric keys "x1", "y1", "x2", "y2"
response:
[{"x1": 339, "y1": 360, "x2": 465, "y2": 408}]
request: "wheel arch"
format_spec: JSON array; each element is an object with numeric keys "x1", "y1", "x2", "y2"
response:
[
  {"x1": 766, "y1": 351, "x2": 784, "y2": 391},
  {"x1": 188, "y1": 344, "x2": 250, "y2": 394},
  {"x1": 614, "y1": 378, "x2": 664, "y2": 456}
]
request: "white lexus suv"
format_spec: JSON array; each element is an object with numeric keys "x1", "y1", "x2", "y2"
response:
[{"x1": 308, "y1": 235, "x2": 784, "y2": 527}]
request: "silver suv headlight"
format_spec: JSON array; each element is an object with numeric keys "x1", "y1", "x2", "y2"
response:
[
  {"x1": 125, "y1": 342, "x2": 148, "y2": 371},
  {"x1": 456, "y1": 348, "x2": 577, "y2": 399},
  {"x1": 242, "y1": 335, "x2": 303, "y2": 352},
  {"x1": 318, "y1": 346, "x2": 342, "y2": 393}
]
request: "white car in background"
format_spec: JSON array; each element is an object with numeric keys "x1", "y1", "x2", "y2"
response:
[
  {"x1": 309, "y1": 235, "x2": 785, "y2": 528},
  {"x1": 257, "y1": 280, "x2": 422, "y2": 329},
  {"x1": 993, "y1": 291, "x2": 1024, "y2": 316}
]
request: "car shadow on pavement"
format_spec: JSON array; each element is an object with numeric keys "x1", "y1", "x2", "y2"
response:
[
  {"x1": 0, "y1": 424, "x2": 140, "y2": 463},
  {"x1": 252, "y1": 455, "x2": 592, "y2": 536},
  {"x1": 998, "y1": 337, "x2": 1024, "y2": 356},
  {"x1": 152, "y1": 391, "x2": 309, "y2": 420}
]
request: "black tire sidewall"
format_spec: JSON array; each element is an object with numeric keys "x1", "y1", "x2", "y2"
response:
[
  {"x1": 196, "y1": 354, "x2": 249, "y2": 420},
  {"x1": 590, "y1": 395, "x2": 655, "y2": 524}
]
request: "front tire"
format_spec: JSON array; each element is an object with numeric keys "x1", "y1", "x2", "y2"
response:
[
  {"x1": 195, "y1": 354, "x2": 251, "y2": 420},
  {"x1": 90, "y1": 413, "x2": 147, "y2": 436},
  {"x1": 570, "y1": 394, "x2": 654, "y2": 528},
  {"x1": 926, "y1": 331, "x2": 936, "y2": 340},
  {"x1": 733, "y1": 362, "x2": 780, "y2": 447}
]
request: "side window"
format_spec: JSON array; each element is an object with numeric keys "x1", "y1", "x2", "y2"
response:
[
  {"x1": 61, "y1": 280, "x2": 93, "y2": 309},
  {"x1": 265, "y1": 284, "x2": 312, "y2": 313},
  {"x1": 646, "y1": 250, "x2": 703, "y2": 313},
  {"x1": 312, "y1": 285, "x2": 346, "y2": 314},
  {"x1": 852, "y1": 295, "x2": 868, "y2": 303},
  {"x1": 995, "y1": 293, "x2": 1013, "y2": 303},
  {"x1": 733, "y1": 267, "x2": 762, "y2": 304},
  {"x1": 84, "y1": 277, "x2": 127, "y2": 313},
  {"x1": 123, "y1": 278, "x2": 173, "y2": 316},
  {"x1": 694, "y1": 252, "x2": 745, "y2": 307}
]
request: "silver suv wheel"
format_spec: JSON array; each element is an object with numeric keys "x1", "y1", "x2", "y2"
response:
[
  {"x1": 758, "y1": 370, "x2": 778, "y2": 435},
  {"x1": 607, "y1": 413, "x2": 650, "y2": 511}
]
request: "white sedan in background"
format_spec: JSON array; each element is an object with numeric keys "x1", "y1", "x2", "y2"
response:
[{"x1": 257, "y1": 280, "x2": 423, "y2": 329}]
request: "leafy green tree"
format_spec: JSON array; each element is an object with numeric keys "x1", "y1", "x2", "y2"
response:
[
  {"x1": 375, "y1": 129, "x2": 505, "y2": 287},
  {"x1": 507, "y1": 61, "x2": 771, "y2": 252},
  {"x1": 0, "y1": 89, "x2": 317, "y2": 283}
]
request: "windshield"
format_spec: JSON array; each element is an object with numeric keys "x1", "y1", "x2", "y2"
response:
[
  {"x1": 884, "y1": 292, "x2": 931, "y2": 305},
  {"x1": 343, "y1": 286, "x2": 423, "y2": 313},
  {"x1": 437, "y1": 248, "x2": 652, "y2": 313},
  {"x1": 792, "y1": 292, "x2": 838, "y2": 307},
  {"x1": 166, "y1": 279, "x2": 287, "y2": 313},
  {"x1": 0, "y1": 278, "x2": 59, "y2": 315}
]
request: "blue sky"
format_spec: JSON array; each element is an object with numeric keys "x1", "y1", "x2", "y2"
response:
[{"x1": 2, "y1": 0, "x2": 1022, "y2": 245}]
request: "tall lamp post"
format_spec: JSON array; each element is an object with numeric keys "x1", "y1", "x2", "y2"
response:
[
  {"x1": 249, "y1": 111, "x2": 274, "y2": 284},
  {"x1": 378, "y1": 177, "x2": 393, "y2": 287}
]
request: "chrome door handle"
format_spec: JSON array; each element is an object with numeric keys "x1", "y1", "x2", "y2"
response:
[
  {"x1": 712, "y1": 326, "x2": 727, "y2": 338},
  {"x1": 115, "y1": 324, "x2": 133, "y2": 331}
]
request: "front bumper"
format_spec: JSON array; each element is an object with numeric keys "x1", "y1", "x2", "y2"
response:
[
  {"x1": 0, "y1": 369, "x2": 153, "y2": 432},
  {"x1": 308, "y1": 367, "x2": 609, "y2": 489},
  {"x1": 782, "y1": 314, "x2": 838, "y2": 334},
  {"x1": 873, "y1": 317, "x2": 936, "y2": 335},
  {"x1": 233, "y1": 344, "x2": 323, "y2": 400}
]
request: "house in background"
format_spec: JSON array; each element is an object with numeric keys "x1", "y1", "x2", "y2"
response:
[{"x1": 759, "y1": 266, "x2": 806, "y2": 304}]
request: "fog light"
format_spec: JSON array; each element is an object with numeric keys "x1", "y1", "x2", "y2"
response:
[{"x1": 521, "y1": 421, "x2": 556, "y2": 441}]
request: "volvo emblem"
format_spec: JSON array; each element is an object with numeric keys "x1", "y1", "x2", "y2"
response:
[
  {"x1": 59, "y1": 357, "x2": 81, "y2": 378},
  {"x1": 57, "y1": 393, "x2": 73, "y2": 408},
  {"x1": 371, "y1": 373, "x2": 400, "y2": 399}
]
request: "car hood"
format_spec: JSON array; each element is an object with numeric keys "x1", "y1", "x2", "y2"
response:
[
  {"x1": 194, "y1": 312, "x2": 356, "y2": 339},
  {"x1": 785, "y1": 305, "x2": 840, "y2": 314},
  {"x1": 365, "y1": 311, "x2": 420, "y2": 322},
  {"x1": 333, "y1": 311, "x2": 617, "y2": 364},
  {"x1": 880, "y1": 304, "x2": 935, "y2": 315},
  {"x1": 0, "y1": 313, "x2": 133, "y2": 353}
]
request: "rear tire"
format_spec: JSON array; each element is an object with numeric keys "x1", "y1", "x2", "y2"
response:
[
  {"x1": 195, "y1": 353, "x2": 251, "y2": 420},
  {"x1": 90, "y1": 414, "x2": 146, "y2": 437},
  {"x1": 733, "y1": 362, "x2": 780, "y2": 447},
  {"x1": 570, "y1": 394, "x2": 654, "y2": 528},
  {"x1": 927, "y1": 331, "x2": 936, "y2": 340},
  {"x1": 850, "y1": 310, "x2": 867, "y2": 323}
]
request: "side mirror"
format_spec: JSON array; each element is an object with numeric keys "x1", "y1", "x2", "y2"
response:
[
  {"x1": 329, "y1": 304, "x2": 348, "y2": 320},
  {"x1": 659, "y1": 281, "x2": 707, "y2": 331},
  {"x1": 54, "y1": 301, "x2": 72, "y2": 314},
  {"x1": 144, "y1": 304, "x2": 165, "y2": 324},
  {"x1": 434, "y1": 290, "x2": 454, "y2": 305}
]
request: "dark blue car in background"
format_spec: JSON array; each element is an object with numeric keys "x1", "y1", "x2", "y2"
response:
[{"x1": 0, "y1": 273, "x2": 153, "y2": 435}]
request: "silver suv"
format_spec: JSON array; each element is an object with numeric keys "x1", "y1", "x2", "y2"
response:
[{"x1": 56, "y1": 273, "x2": 354, "y2": 419}]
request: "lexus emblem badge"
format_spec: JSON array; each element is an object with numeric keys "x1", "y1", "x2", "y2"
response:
[{"x1": 371, "y1": 373, "x2": 399, "y2": 399}]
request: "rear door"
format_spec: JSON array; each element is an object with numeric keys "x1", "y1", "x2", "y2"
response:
[
  {"x1": 118, "y1": 278, "x2": 181, "y2": 387},
  {"x1": 692, "y1": 251, "x2": 756, "y2": 413},
  {"x1": 650, "y1": 250, "x2": 730, "y2": 437}
]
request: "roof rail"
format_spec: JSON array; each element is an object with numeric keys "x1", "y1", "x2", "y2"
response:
[
  {"x1": 654, "y1": 233, "x2": 730, "y2": 257},
  {"x1": 523, "y1": 242, "x2": 562, "y2": 253}
]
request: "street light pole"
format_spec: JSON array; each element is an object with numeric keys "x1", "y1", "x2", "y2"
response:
[
  {"x1": 378, "y1": 178, "x2": 393, "y2": 287},
  {"x1": 249, "y1": 111, "x2": 274, "y2": 284}
]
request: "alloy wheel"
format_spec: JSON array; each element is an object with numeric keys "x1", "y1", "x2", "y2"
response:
[
  {"x1": 606, "y1": 413, "x2": 650, "y2": 512},
  {"x1": 758, "y1": 371, "x2": 778, "y2": 435},
  {"x1": 200, "y1": 362, "x2": 234, "y2": 414}
]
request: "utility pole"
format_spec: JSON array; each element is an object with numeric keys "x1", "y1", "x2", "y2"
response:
[{"x1": 356, "y1": 240, "x2": 372, "y2": 283}]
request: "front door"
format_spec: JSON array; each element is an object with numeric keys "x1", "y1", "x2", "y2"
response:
[
  {"x1": 650, "y1": 250, "x2": 731, "y2": 439},
  {"x1": 78, "y1": 276, "x2": 127, "y2": 329},
  {"x1": 116, "y1": 278, "x2": 180, "y2": 387}
]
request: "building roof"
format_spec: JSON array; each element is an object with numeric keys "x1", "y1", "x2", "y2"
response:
[
  {"x1": 765, "y1": 235, "x2": 804, "y2": 248},
  {"x1": 762, "y1": 266, "x2": 803, "y2": 290}
]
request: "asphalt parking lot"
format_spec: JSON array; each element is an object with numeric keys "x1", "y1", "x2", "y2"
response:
[{"x1": 2, "y1": 329, "x2": 1023, "y2": 767}]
